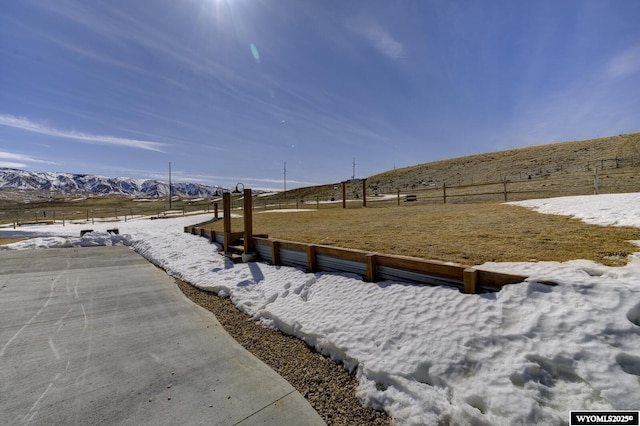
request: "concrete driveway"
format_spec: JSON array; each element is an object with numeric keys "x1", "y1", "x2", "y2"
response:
[{"x1": 0, "y1": 246, "x2": 325, "y2": 426}]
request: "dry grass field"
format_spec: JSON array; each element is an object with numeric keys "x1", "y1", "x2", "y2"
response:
[{"x1": 206, "y1": 202, "x2": 640, "y2": 267}]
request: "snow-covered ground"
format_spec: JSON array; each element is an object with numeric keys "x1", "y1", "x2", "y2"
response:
[{"x1": 2, "y1": 193, "x2": 640, "y2": 425}]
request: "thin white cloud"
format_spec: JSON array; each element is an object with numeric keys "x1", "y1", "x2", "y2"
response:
[
  {"x1": 348, "y1": 18, "x2": 404, "y2": 59},
  {"x1": 0, "y1": 151, "x2": 56, "y2": 165},
  {"x1": 605, "y1": 44, "x2": 640, "y2": 79},
  {"x1": 0, "y1": 114, "x2": 167, "y2": 152},
  {"x1": 0, "y1": 161, "x2": 27, "y2": 168}
]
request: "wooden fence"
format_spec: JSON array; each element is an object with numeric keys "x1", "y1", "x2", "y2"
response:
[{"x1": 183, "y1": 225, "x2": 530, "y2": 294}]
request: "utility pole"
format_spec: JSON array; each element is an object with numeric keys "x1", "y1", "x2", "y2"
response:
[
  {"x1": 352, "y1": 157, "x2": 356, "y2": 180},
  {"x1": 169, "y1": 162, "x2": 172, "y2": 209},
  {"x1": 283, "y1": 161, "x2": 287, "y2": 199}
]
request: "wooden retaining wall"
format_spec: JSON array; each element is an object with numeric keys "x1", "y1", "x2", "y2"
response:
[{"x1": 184, "y1": 225, "x2": 528, "y2": 293}]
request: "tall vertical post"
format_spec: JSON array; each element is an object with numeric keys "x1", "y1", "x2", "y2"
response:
[
  {"x1": 342, "y1": 182, "x2": 347, "y2": 209},
  {"x1": 443, "y1": 182, "x2": 447, "y2": 204},
  {"x1": 503, "y1": 177, "x2": 508, "y2": 202},
  {"x1": 214, "y1": 202, "x2": 218, "y2": 219},
  {"x1": 243, "y1": 188, "x2": 254, "y2": 253},
  {"x1": 169, "y1": 162, "x2": 172, "y2": 209},
  {"x1": 362, "y1": 178, "x2": 367, "y2": 207},
  {"x1": 223, "y1": 192, "x2": 231, "y2": 253}
]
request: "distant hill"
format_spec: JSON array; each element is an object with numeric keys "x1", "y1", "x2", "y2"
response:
[
  {"x1": 368, "y1": 132, "x2": 640, "y2": 192},
  {"x1": 0, "y1": 168, "x2": 223, "y2": 198},
  {"x1": 266, "y1": 132, "x2": 640, "y2": 202}
]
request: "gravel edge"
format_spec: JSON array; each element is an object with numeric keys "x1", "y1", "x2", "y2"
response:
[{"x1": 175, "y1": 279, "x2": 392, "y2": 426}]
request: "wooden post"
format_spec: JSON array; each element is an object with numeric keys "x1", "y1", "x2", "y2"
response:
[
  {"x1": 397, "y1": 189, "x2": 400, "y2": 206},
  {"x1": 503, "y1": 177, "x2": 508, "y2": 202},
  {"x1": 365, "y1": 254, "x2": 377, "y2": 282},
  {"x1": 463, "y1": 268, "x2": 478, "y2": 294},
  {"x1": 307, "y1": 245, "x2": 318, "y2": 272},
  {"x1": 243, "y1": 188, "x2": 254, "y2": 253},
  {"x1": 342, "y1": 182, "x2": 346, "y2": 209},
  {"x1": 223, "y1": 192, "x2": 231, "y2": 253},
  {"x1": 443, "y1": 182, "x2": 447, "y2": 204},
  {"x1": 214, "y1": 202, "x2": 219, "y2": 219},
  {"x1": 271, "y1": 240, "x2": 280, "y2": 265},
  {"x1": 362, "y1": 179, "x2": 367, "y2": 207}
]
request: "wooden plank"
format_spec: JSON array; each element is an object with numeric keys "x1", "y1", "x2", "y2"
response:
[
  {"x1": 375, "y1": 254, "x2": 466, "y2": 281},
  {"x1": 315, "y1": 245, "x2": 369, "y2": 263},
  {"x1": 275, "y1": 240, "x2": 309, "y2": 252},
  {"x1": 253, "y1": 237, "x2": 271, "y2": 246},
  {"x1": 476, "y1": 270, "x2": 527, "y2": 290},
  {"x1": 463, "y1": 268, "x2": 478, "y2": 294},
  {"x1": 190, "y1": 230, "x2": 532, "y2": 293}
]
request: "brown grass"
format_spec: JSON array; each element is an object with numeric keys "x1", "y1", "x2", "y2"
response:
[
  {"x1": 206, "y1": 202, "x2": 640, "y2": 267},
  {"x1": 0, "y1": 238, "x2": 27, "y2": 245}
]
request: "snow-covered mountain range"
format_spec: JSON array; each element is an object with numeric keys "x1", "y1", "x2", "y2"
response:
[{"x1": 0, "y1": 168, "x2": 223, "y2": 197}]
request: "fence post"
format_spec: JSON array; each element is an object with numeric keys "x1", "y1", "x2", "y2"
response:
[
  {"x1": 362, "y1": 178, "x2": 367, "y2": 207},
  {"x1": 214, "y1": 202, "x2": 218, "y2": 219},
  {"x1": 443, "y1": 182, "x2": 447, "y2": 204},
  {"x1": 503, "y1": 177, "x2": 508, "y2": 202},
  {"x1": 463, "y1": 268, "x2": 478, "y2": 294},
  {"x1": 223, "y1": 192, "x2": 231, "y2": 253},
  {"x1": 366, "y1": 254, "x2": 377, "y2": 282},
  {"x1": 244, "y1": 188, "x2": 254, "y2": 254},
  {"x1": 342, "y1": 182, "x2": 347, "y2": 209},
  {"x1": 269, "y1": 240, "x2": 280, "y2": 265},
  {"x1": 397, "y1": 189, "x2": 400, "y2": 206},
  {"x1": 307, "y1": 245, "x2": 318, "y2": 272}
]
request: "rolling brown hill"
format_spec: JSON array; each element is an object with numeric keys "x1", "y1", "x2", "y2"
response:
[{"x1": 266, "y1": 132, "x2": 640, "y2": 204}]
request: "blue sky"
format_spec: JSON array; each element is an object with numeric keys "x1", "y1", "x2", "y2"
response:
[{"x1": 1, "y1": 0, "x2": 639, "y2": 190}]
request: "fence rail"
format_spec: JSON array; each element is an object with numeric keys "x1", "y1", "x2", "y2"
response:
[{"x1": 184, "y1": 225, "x2": 530, "y2": 294}]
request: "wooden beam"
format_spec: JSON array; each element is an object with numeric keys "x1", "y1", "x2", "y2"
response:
[
  {"x1": 375, "y1": 254, "x2": 466, "y2": 281},
  {"x1": 362, "y1": 178, "x2": 367, "y2": 207},
  {"x1": 476, "y1": 270, "x2": 527, "y2": 290},
  {"x1": 223, "y1": 192, "x2": 231, "y2": 253},
  {"x1": 243, "y1": 188, "x2": 254, "y2": 253}
]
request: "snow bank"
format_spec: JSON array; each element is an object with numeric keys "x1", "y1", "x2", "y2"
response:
[{"x1": 2, "y1": 193, "x2": 640, "y2": 425}]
